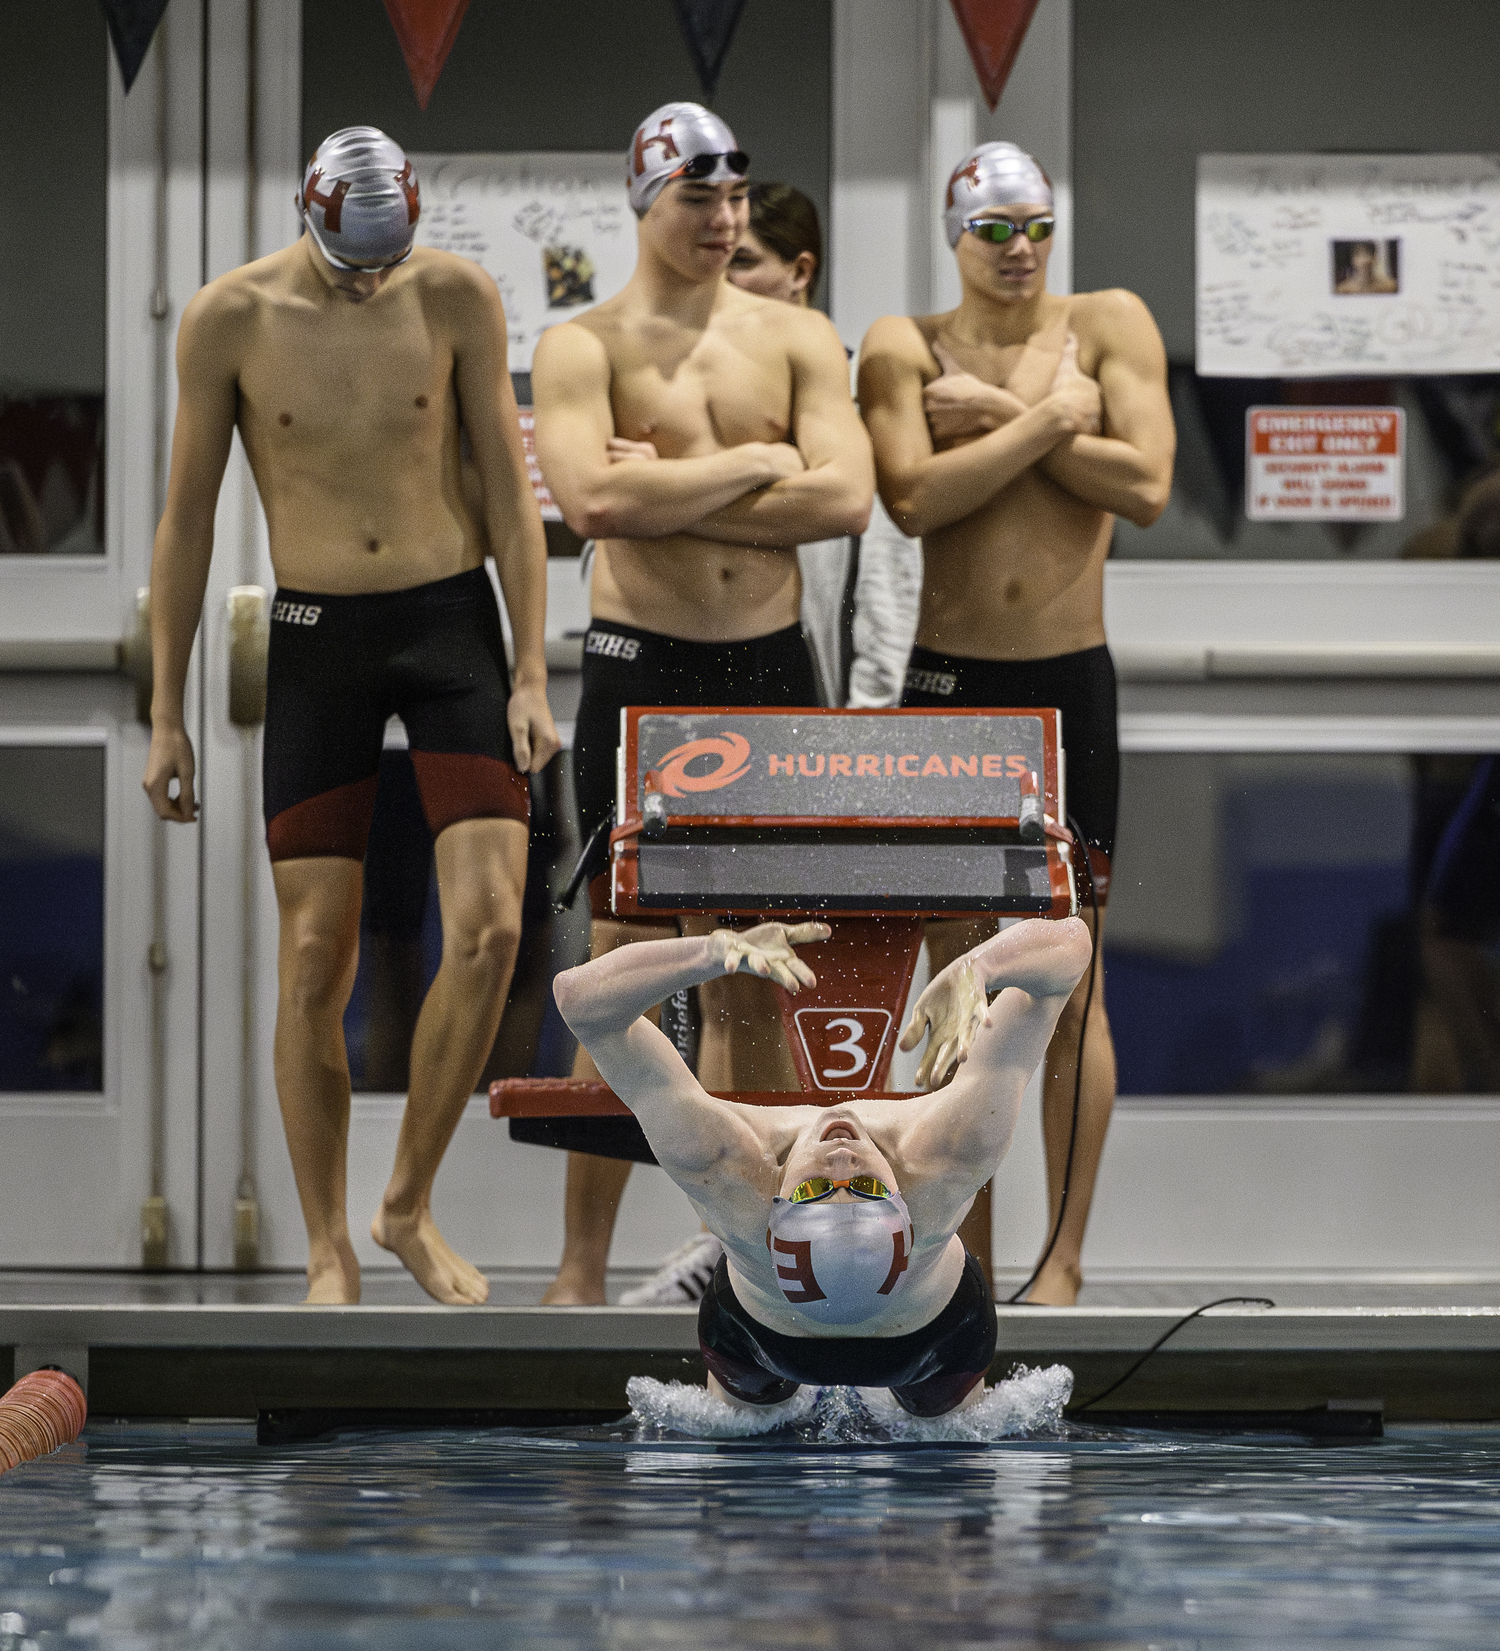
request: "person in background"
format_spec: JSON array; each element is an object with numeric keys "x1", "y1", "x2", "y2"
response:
[
  {"x1": 859, "y1": 141, "x2": 1175, "y2": 1304},
  {"x1": 528, "y1": 108, "x2": 872, "y2": 1308}
]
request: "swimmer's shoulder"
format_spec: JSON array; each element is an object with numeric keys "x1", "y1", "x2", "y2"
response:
[
  {"x1": 531, "y1": 308, "x2": 614, "y2": 398},
  {"x1": 406, "y1": 246, "x2": 512, "y2": 325},
  {"x1": 859, "y1": 313, "x2": 942, "y2": 390},
  {"x1": 1067, "y1": 287, "x2": 1164, "y2": 365},
  {"x1": 178, "y1": 251, "x2": 294, "y2": 366}
]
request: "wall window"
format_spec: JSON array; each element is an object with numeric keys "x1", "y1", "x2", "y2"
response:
[
  {"x1": 1108, "y1": 750, "x2": 1500, "y2": 1096},
  {"x1": 0, "y1": 744, "x2": 106, "y2": 1091},
  {"x1": 0, "y1": 3, "x2": 107, "y2": 556}
]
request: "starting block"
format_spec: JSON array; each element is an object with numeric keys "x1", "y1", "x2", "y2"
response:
[{"x1": 490, "y1": 707, "x2": 1075, "y2": 1120}]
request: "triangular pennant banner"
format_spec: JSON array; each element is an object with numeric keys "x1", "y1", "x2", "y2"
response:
[
  {"x1": 948, "y1": 0, "x2": 1040, "y2": 111},
  {"x1": 669, "y1": 0, "x2": 748, "y2": 99},
  {"x1": 382, "y1": 0, "x2": 472, "y2": 111},
  {"x1": 99, "y1": 0, "x2": 172, "y2": 93}
]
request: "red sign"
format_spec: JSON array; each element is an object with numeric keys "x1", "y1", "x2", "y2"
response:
[
  {"x1": 1246, "y1": 406, "x2": 1404, "y2": 521},
  {"x1": 793, "y1": 1009, "x2": 895, "y2": 1091}
]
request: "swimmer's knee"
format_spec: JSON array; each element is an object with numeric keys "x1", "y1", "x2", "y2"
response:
[
  {"x1": 280, "y1": 926, "x2": 358, "y2": 1015},
  {"x1": 443, "y1": 893, "x2": 522, "y2": 976}
]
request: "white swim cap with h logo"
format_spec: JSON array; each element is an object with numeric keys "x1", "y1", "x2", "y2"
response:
[
  {"x1": 298, "y1": 127, "x2": 420, "y2": 271},
  {"x1": 627, "y1": 101, "x2": 748, "y2": 218},
  {"x1": 943, "y1": 141, "x2": 1053, "y2": 249}
]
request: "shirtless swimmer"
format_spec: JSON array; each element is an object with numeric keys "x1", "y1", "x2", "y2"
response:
[
  {"x1": 859, "y1": 142, "x2": 1175, "y2": 1304},
  {"x1": 555, "y1": 916, "x2": 1091, "y2": 1413},
  {"x1": 144, "y1": 127, "x2": 559, "y2": 1304},
  {"x1": 528, "y1": 103, "x2": 873, "y2": 1304}
]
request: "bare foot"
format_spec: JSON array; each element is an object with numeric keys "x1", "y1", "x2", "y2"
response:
[
  {"x1": 371, "y1": 1205, "x2": 490, "y2": 1305},
  {"x1": 305, "y1": 1239, "x2": 361, "y2": 1305},
  {"x1": 540, "y1": 1269, "x2": 607, "y2": 1306},
  {"x1": 1024, "y1": 1258, "x2": 1082, "y2": 1307}
]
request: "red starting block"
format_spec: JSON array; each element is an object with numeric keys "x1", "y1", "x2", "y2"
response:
[{"x1": 490, "y1": 707, "x2": 1075, "y2": 1121}]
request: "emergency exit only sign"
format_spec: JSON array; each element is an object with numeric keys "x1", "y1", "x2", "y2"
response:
[{"x1": 1246, "y1": 406, "x2": 1404, "y2": 521}]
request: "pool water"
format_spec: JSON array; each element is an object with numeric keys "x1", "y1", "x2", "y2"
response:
[{"x1": 1, "y1": 1422, "x2": 1498, "y2": 1647}]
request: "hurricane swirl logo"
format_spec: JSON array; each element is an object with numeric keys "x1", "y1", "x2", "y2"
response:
[{"x1": 654, "y1": 733, "x2": 752, "y2": 797}]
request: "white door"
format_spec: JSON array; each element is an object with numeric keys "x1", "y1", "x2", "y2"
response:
[{"x1": 0, "y1": 3, "x2": 204, "y2": 1266}]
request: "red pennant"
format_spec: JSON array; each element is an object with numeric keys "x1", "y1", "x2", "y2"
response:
[
  {"x1": 381, "y1": 0, "x2": 472, "y2": 111},
  {"x1": 948, "y1": 0, "x2": 1040, "y2": 111}
]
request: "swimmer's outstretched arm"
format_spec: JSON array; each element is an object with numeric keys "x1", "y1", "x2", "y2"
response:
[
  {"x1": 894, "y1": 918, "x2": 1092, "y2": 1194},
  {"x1": 553, "y1": 924, "x2": 829, "y2": 1178}
]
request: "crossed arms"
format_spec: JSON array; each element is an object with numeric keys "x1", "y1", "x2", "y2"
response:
[
  {"x1": 532, "y1": 308, "x2": 873, "y2": 548},
  {"x1": 859, "y1": 290, "x2": 1174, "y2": 538}
]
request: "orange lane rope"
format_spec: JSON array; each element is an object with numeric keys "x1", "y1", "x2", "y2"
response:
[{"x1": 0, "y1": 1369, "x2": 88, "y2": 1473}]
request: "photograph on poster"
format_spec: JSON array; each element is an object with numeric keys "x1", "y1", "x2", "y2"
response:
[
  {"x1": 411, "y1": 152, "x2": 635, "y2": 373},
  {"x1": 1333, "y1": 239, "x2": 1400, "y2": 296},
  {"x1": 1197, "y1": 153, "x2": 1500, "y2": 377}
]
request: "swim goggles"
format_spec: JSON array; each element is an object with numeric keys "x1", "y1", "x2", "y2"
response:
[
  {"x1": 789, "y1": 1175, "x2": 894, "y2": 1204},
  {"x1": 964, "y1": 214, "x2": 1055, "y2": 244},
  {"x1": 674, "y1": 150, "x2": 751, "y2": 182}
]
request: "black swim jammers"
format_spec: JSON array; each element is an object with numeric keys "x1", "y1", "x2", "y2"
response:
[
  {"x1": 261, "y1": 566, "x2": 529, "y2": 862},
  {"x1": 698, "y1": 1249, "x2": 997, "y2": 1418},
  {"x1": 902, "y1": 642, "x2": 1119, "y2": 901},
  {"x1": 571, "y1": 619, "x2": 821, "y2": 919}
]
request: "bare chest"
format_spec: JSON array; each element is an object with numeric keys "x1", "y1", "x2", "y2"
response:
[
  {"x1": 606, "y1": 328, "x2": 793, "y2": 454},
  {"x1": 237, "y1": 297, "x2": 454, "y2": 452}
]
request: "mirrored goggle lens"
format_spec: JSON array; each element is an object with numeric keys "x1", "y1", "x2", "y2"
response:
[
  {"x1": 790, "y1": 1175, "x2": 893, "y2": 1204},
  {"x1": 679, "y1": 150, "x2": 751, "y2": 181},
  {"x1": 966, "y1": 216, "x2": 1054, "y2": 244}
]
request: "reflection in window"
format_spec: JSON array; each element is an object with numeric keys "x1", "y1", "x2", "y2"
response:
[
  {"x1": 1107, "y1": 752, "x2": 1500, "y2": 1096},
  {"x1": 0, "y1": 745, "x2": 105, "y2": 1092},
  {"x1": 0, "y1": 3, "x2": 107, "y2": 556},
  {"x1": 342, "y1": 750, "x2": 577, "y2": 1092},
  {"x1": 1112, "y1": 371, "x2": 1500, "y2": 563}
]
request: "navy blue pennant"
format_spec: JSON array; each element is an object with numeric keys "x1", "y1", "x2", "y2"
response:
[
  {"x1": 99, "y1": 0, "x2": 172, "y2": 92},
  {"x1": 669, "y1": 0, "x2": 748, "y2": 99}
]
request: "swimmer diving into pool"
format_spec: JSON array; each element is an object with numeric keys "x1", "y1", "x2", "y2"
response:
[{"x1": 554, "y1": 916, "x2": 1091, "y2": 1416}]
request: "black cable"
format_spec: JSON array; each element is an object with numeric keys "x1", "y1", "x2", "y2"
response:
[
  {"x1": 555, "y1": 816, "x2": 612, "y2": 913},
  {"x1": 1071, "y1": 1296, "x2": 1277, "y2": 1413},
  {"x1": 1005, "y1": 810, "x2": 1098, "y2": 1305}
]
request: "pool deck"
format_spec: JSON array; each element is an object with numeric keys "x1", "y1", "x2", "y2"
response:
[{"x1": 3, "y1": 1273, "x2": 1497, "y2": 1423}]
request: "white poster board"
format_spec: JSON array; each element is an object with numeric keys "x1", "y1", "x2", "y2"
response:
[
  {"x1": 1197, "y1": 154, "x2": 1500, "y2": 377},
  {"x1": 410, "y1": 152, "x2": 636, "y2": 373}
]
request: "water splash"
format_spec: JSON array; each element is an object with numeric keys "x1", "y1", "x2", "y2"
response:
[{"x1": 626, "y1": 1364, "x2": 1074, "y2": 1442}]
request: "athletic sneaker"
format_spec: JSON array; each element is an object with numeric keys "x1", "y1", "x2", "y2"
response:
[{"x1": 618, "y1": 1232, "x2": 724, "y2": 1306}]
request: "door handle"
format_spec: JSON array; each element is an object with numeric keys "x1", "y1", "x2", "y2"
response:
[{"x1": 227, "y1": 585, "x2": 269, "y2": 727}]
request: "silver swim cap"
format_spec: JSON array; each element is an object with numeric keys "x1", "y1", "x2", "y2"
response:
[
  {"x1": 298, "y1": 127, "x2": 420, "y2": 271},
  {"x1": 767, "y1": 1186, "x2": 914, "y2": 1326},
  {"x1": 943, "y1": 142, "x2": 1053, "y2": 249},
  {"x1": 627, "y1": 101, "x2": 748, "y2": 218}
]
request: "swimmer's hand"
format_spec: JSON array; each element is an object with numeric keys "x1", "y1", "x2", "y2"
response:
[
  {"x1": 899, "y1": 959, "x2": 990, "y2": 1090},
  {"x1": 713, "y1": 921, "x2": 830, "y2": 992},
  {"x1": 606, "y1": 437, "x2": 660, "y2": 463},
  {"x1": 143, "y1": 723, "x2": 199, "y2": 823},
  {"x1": 507, "y1": 681, "x2": 562, "y2": 773},
  {"x1": 1045, "y1": 334, "x2": 1102, "y2": 436},
  {"x1": 924, "y1": 342, "x2": 1028, "y2": 443}
]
